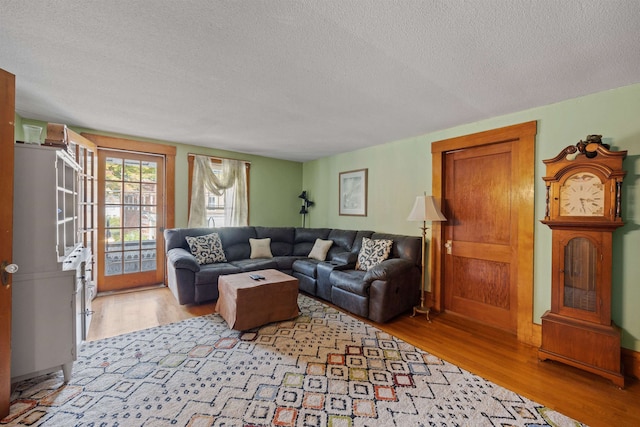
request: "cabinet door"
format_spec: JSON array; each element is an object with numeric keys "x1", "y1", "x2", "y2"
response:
[
  {"x1": 56, "y1": 150, "x2": 81, "y2": 262},
  {"x1": 11, "y1": 271, "x2": 76, "y2": 381},
  {"x1": 68, "y1": 131, "x2": 98, "y2": 295}
]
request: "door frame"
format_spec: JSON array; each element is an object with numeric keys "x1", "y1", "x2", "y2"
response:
[
  {"x1": 431, "y1": 121, "x2": 538, "y2": 345},
  {"x1": 82, "y1": 133, "x2": 176, "y2": 292},
  {"x1": 0, "y1": 68, "x2": 15, "y2": 419},
  {"x1": 98, "y1": 149, "x2": 167, "y2": 290}
]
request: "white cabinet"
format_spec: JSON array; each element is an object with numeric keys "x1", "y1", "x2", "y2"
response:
[{"x1": 11, "y1": 144, "x2": 86, "y2": 382}]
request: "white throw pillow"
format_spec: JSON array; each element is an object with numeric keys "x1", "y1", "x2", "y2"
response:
[
  {"x1": 356, "y1": 237, "x2": 393, "y2": 271},
  {"x1": 185, "y1": 233, "x2": 226, "y2": 265},
  {"x1": 249, "y1": 238, "x2": 273, "y2": 258},
  {"x1": 308, "y1": 238, "x2": 334, "y2": 261}
]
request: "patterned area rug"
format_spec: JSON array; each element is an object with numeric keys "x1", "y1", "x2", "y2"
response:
[{"x1": 3, "y1": 295, "x2": 585, "y2": 426}]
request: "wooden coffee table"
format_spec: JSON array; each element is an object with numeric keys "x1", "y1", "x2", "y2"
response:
[{"x1": 215, "y1": 269, "x2": 299, "y2": 330}]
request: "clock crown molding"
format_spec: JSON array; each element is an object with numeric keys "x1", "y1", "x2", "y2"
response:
[{"x1": 543, "y1": 141, "x2": 627, "y2": 182}]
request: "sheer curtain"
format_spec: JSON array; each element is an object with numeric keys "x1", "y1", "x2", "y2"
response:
[{"x1": 188, "y1": 155, "x2": 248, "y2": 227}]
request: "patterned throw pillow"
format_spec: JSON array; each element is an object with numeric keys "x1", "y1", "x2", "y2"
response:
[
  {"x1": 186, "y1": 233, "x2": 227, "y2": 265},
  {"x1": 356, "y1": 237, "x2": 393, "y2": 271}
]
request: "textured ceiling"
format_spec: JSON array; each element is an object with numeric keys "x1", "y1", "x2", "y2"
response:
[{"x1": 1, "y1": 1, "x2": 639, "y2": 162}]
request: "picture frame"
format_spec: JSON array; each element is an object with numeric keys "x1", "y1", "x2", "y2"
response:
[{"x1": 339, "y1": 168, "x2": 368, "y2": 216}]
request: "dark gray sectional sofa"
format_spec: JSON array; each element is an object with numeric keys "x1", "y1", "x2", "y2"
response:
[{"x1": 163, "y1": 226, "x2": 421, "y2": 323}]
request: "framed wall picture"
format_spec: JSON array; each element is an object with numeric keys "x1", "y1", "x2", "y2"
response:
[{"x1": 339, "y1": 168, "x2": 368, "y2": 216}]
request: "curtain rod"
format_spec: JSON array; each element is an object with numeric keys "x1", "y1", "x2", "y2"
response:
[{"x1": 188, "y1": 153, "x2": 251, "y2": 164}]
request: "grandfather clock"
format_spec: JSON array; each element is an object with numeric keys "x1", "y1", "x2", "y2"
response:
[{"x1": 538, "y1": 135, "x2": 626, "y2": 388}]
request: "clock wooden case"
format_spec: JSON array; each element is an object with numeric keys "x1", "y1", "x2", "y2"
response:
[{"x1": 539, "y1": 136, "x2": 626, "y2": 388}]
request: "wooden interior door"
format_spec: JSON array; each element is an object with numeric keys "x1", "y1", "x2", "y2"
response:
[
  {"x1": 0, "y1": 68, "x2": 15, "y2": 418},
  {"x1": 443, "y1": 142, "x2": 519, "y2": 332},
  {"x1": 431, "y1": 121, "x2": 537, "y2": 341}
]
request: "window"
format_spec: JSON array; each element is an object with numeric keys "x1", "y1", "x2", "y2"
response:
[
  {"x1": 205, "y1": 166, "x2": 225, "y2": 227},
  {"x1": 187, "y1": 155, "x2": 250, "y2": 227}
]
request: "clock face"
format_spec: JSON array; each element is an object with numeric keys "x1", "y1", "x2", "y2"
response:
[{"x1": 559, "y1": 173, "x2": 604, "y2": 216}]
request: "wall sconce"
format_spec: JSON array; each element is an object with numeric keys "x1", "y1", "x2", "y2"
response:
[{"x1": 298, "y1": 191, "x2": 314, "y2": 227}]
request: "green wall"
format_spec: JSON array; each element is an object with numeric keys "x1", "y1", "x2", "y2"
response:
[
  {"x1": 170, "y1": 143, "x2": 302, "y2": 227},
  {"x1": 302, "y1": 83, "x2": 640, "y2": 351},
  {"x1": 15, "y1": 117, "x2": 303, "y2": 228},
  {"x1": 16, "y1": 83, "x2": 640, "y2": 351}
]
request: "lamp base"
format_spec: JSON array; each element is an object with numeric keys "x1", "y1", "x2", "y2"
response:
[{"x1": 411, "y1": 305, "x2": 431, "y2": 321}]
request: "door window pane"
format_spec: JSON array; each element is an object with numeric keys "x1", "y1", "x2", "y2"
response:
[
  {"x1": 124, "y1": 206, "x2": 141, "y2": 228},
  {"x1": 124, "y1": 183, "x2": 140, "y2": 205},
  {"x1": 105, "y1": 252, "x2": 122, "y2": 276},
  {"x1": 142, "y1": 183, "x2": 157, "y2": 206},
  {"x1": 123, "y1": 227, "x2": 141, "y2": 251},
  {"x1": 123, "y1": 250, "x2": 140, "y2": 273},
  {"x1": 124, "y1": 159, "x2": 141, "y2": 181},
  {"x1": 105, "y1": 181, "x2": 122, "y2": 204},
  {"x1": 142, "y1": 161, "x2": 157, "y2": 183},
  {"x1": 105, "y1": 157, "x2": 123, "y2": 180},
  {"x1": 141, "y1": 249, "x2": 156, "y2": 271}
]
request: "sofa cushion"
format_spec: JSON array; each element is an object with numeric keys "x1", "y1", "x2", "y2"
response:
[
  {"x1": 356, "y1": 237, "x2": 393, "y2": 271},
  {"x1": 292, "y1": 258, "x2": 322, "y2": 278},
  {"x1": 327, "y1": 229, "x2": 356, "y2": 250},
  {"x1": 330, "y1": 269, "x2": 368, "y2": 296},
  {"x1": 230, "y1": 258, "x2": 278, "y2": 272},
  {"x1": 351, "y1": 231, "x2": 375, "y2": 254},
  {"x1": 255, "y1": 227, "x2": 294, "y2": 256},
  {"x1": 293, "y1": 228, "x2": 331, "y2": 256},
  {"x1": 272, "y1": 255, "x2": 305, "y2": 272},
  {"x1": 371, "y1": 232, "x2": 421, "y2": 266},
  {"x1": 308, "y1": 238, "x2": 333, "y2": 261},
  {"x1": 165, "y1": 227, "x2": 215, "y2": 251},
  {"x1": 194, "y1": 263, "x2": 241, "y2": 285},
  {"x1": 250, "y1": 238, "x2": 273, "y2": 258},
  {"x1": 219, "y1": 227, "x2": 257, "y2": 261},
  {"x1": 185, "y1": 233, "x2": 227, "y2": 265}
]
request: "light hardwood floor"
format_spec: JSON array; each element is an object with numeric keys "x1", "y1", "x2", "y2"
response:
[{"x1": 87, "y1": 287, "x2": 639, "y2": 427}]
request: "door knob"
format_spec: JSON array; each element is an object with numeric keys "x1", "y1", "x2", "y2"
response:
[
  {"x1": 1, "y1": 261, "x2": 19, "y2": 286},
  {"x1": 444, "y1": 240, "x2": 453, "y2": 255}
]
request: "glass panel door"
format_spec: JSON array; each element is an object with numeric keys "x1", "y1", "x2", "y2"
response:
[
  {"x1": 98, "y1": 150, "x2": 165, "y2": 292},
  {"x1": 563, "y1": 237, "x2": 597, "y2": 312}
]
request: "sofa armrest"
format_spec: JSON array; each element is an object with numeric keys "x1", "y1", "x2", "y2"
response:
[
  {"x1": 368, "y1": 259, "x2": 420, "y2": 323},
  {"x1": 167, "y1": 248, "x2": 200, "y2": 272},
  {"x1": 330, "y1": 251, "x2": 357, "y2": 266},
  {"x1": 364, "y1": 258, "x2": 413, "y2": 282}
]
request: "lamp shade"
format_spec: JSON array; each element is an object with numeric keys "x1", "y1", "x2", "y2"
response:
[{"x1": 407, "y1": 195, "x2": 447, "y2": 222}]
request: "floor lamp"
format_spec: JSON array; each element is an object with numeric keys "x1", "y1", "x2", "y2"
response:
[
  {"x1": 298, "y1": 191, "x2": 314, "y2": 228},
  {"x1": 407, "y1": 193, "x2": 446, "y2": 320}
]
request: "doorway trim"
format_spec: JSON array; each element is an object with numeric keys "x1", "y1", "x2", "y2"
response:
[
  {"x1": 82, "y1": 133, "x2": 176, "y2": 290},
  {"x1": 431, "y1": 121, "x2": 539, "y2": 346}
]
